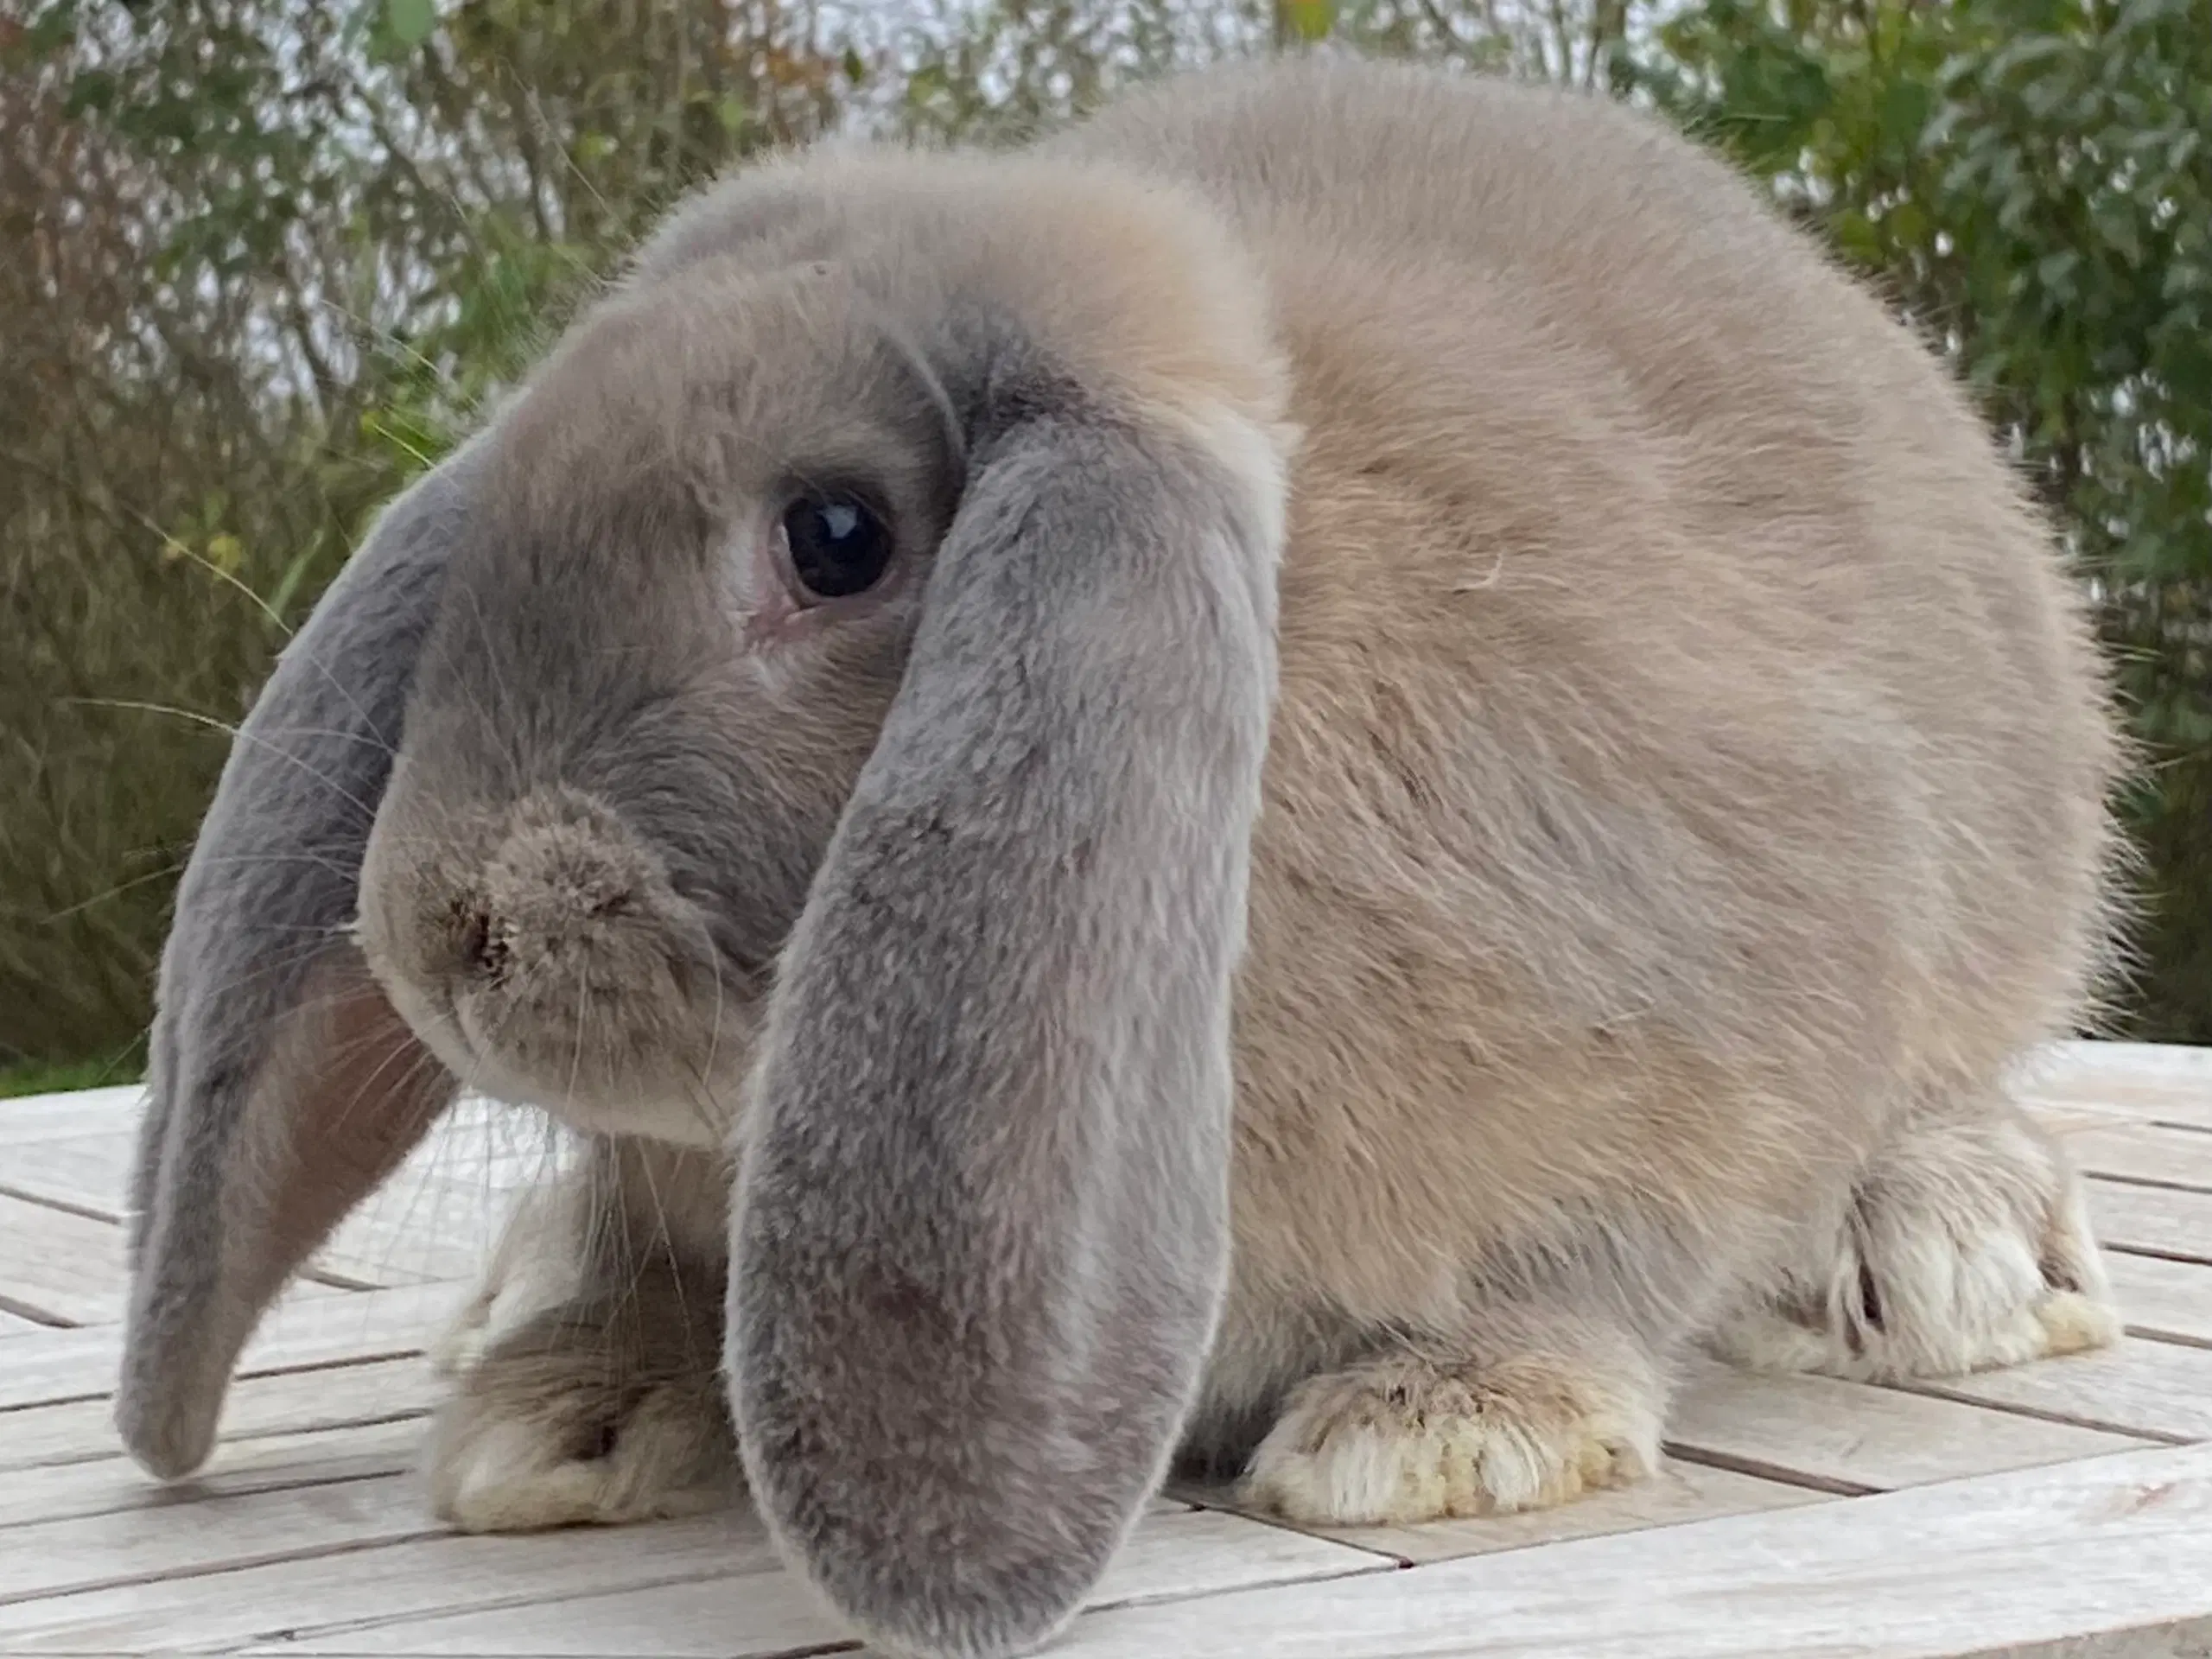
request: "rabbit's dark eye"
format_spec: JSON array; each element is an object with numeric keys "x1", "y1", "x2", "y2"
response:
[{"x1": 781, "y1": 493, "x2": 893, "y2": 601}]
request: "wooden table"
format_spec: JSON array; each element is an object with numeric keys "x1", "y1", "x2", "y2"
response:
[{"x1": 2, "y1": 1042, "x2": 2208, "y2": 1656}]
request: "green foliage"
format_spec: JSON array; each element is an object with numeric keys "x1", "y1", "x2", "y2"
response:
[
  {"x1": 0, "y1": 0, "x2": 841, "y2": 1066},
  {"x1": 3, "y1": 0, "x2": 2207, "y2": 1065},
  {"x1": 876, "y1": 0, "x2": 1575, "y2": 146},
  {"x1": 0, "y1": 1054, "x2": 143, "y2": 1101}
]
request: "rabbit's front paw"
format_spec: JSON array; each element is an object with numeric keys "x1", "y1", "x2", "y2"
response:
[
  {"x1": 1715, "y1": 1102, "x2": 2120, "y2": 1383},
  {"x1": 425, "y1": 1302, "x2": 735, "y2": 1533},
  {"x1": 429, "y1": 1244, "x2": 578, "y2": 1382},
  {"x1": 431, "y1": 1182, "x2": 589, "y2": 1381},
  {"x1": 1238, "y1": 1350, "x2": 1662, "y2": 1528}
]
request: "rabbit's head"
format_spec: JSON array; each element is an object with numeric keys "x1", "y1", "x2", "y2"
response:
[
  {"x1": 351, "y1": 245, "x2": 971, "y2": 1150},
  {"x1": 121, "y1": 151, "x2": 1292, "y2": 1658}
]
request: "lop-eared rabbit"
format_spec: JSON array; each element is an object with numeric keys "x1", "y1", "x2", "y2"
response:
[{"x1": 121, "y1": 54, "x2": 2125, "y2": 1659}]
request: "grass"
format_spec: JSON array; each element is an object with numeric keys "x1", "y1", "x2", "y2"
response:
[{"x1": 0, "y1": 1055, "x2": 143, "y2": 1099}]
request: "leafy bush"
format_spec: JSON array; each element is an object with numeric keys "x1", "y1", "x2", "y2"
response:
[
  {"x1": 3, "y1": 0, "x2": 2206, "y2": 1071},
  {"x1": 1, "y1": 0, "x2": 843, "y2": 1070}
]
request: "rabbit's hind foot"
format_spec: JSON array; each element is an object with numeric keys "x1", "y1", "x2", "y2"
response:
[{"x1": 1713, "y1": 1095, "x2": 2120, "y2": 1384}]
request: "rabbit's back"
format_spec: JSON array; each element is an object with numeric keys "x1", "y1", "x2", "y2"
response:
[{"x1": 1058, "y1": 60, "x2": 2120, "y2": 1341}]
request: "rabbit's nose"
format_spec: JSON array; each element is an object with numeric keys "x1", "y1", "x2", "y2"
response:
[
  {"x1": 472, "y1": 792, "x2": 657, "y2": 970},
  {"x1": 358, "y1": 778, "x2": 734, "y2": 1146},
  {"x1": 451, "y1": 899, "x2": 511, "y2": 982}
]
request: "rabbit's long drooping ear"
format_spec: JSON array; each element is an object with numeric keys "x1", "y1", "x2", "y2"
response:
[
  {"x1": 730, "y1": 365, "x2": 1287, "y2": 1655},
  {"x1": 119, "y1": 459, "x2": 474, "y2": 1481}
]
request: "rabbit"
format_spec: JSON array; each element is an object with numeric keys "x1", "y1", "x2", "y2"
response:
[{"x1": 118, "y1": 53, "x2": 2127, "y2": 1659}]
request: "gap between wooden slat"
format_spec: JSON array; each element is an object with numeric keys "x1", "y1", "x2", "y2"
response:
[
  {"x1": 0, "y1": 1512, "x2": 769, "y2": 1651},
  {"x1": 1019, "y1": 1440, "x2": 2212, "y2": 1659},
  {"x1": 0, "y1": 1098, "x2": 550, "y2": 1295},
  {"x1": 0, "y1": 1345, "x2": 429, "y2": 1419},
  {"x1": 2066, "y1": 1121, "x2": 2212, "y2": 1196},
  {"x1": 229, "y1": 1508, "x2": 1386, "y2": 1658},
  {"x1": 0, "y1": 1293, "x2": 71, "y2": 1328},
  {"x1": 1659, "y1": 1442, "x2": 1874, "y2": 1497},
  {"x1": 2, "y1": 1397, "x2": 431, "y2": 1486},
  {"x1": 1173, "y1": 1455, "x2": 1833, "y2": 1572},
  {"x1": 231, "y1": 1565, "x2": 798, "y2": 1659},
  {"x1": 2088, "y1": 1178, "x2": 2212, "y2": 1268},
  {"x1": 1883, "y1": 1391, "x2": 2196, "y2": 1446},
  {"x1": 1668, "y1": 1353, "x2": 2154, "y2": 1498},
  {"x1": 2124, "y1": 1319, "x2": 2212, "y2": 1351},
  {"x1": 2108, "y1": 1240, "x2": 2212, "y2": 1268},
  {"x1": 2102, "y1": 1251, "x2": 2212, "y2": 1351},
  {"x1": 52, "y1": 1526, "x2": 452, "y2": 1608},
  {"x1": 1165, "y1": 1478, "x2": 1418, "y2": 1563},
  {"x1": 0, "y1": 1426, "x2": 426, "y2": 1527},
  {"x1": 0, "y1": 1280, "x2": 459, "y2": 1414},
  {"x1": 0, "y1": 1180, "x2": 385, "y2": 1296},
  {"x1": 0, "y1": 1464, "x2": 412, "y2": 1540},
  {"x1": 0, "y1": 1522, "x2": 451, "y2": 1611},
  {"x1": 2091, "y1": 1171, "x2": 2212, "y2": 1199},
  {"x1": 0, "y1": 1184, "x2": 117, "y2": 1227},
  {"x1": 1882, "y1": 1338, "x2": 2212, "y2": 1446}
]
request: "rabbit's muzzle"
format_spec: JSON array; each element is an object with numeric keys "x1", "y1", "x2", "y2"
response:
[{"x1": 357, "y1": 782, "x2": 751, "y2": 1147}]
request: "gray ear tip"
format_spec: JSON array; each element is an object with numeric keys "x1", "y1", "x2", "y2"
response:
[
  {"x1": 116, "y1": 1240, "x2": 232, "y2": 1479},
  {"x1": 115, "y1": 1382, "x2": 220, "y2": 1481},
  {"x1": 748, "y1": 1459, "x2": 1108, "y2": 1659},
  {"x1": 800, "y1": 1557, "x2": 1087, "y2": 1659}
]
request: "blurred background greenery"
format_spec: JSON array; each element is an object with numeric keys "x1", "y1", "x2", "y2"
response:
[{"x1": 2, "y1": 0, "x2": 2207, "y2": 1095}]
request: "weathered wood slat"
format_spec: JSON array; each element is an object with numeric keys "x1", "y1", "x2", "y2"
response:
[
  {"x1": 1897, "y1": 1336, "x2": 2212, "y2": 1444},
  {"x1": 2024, "y1": 1040, "x2": 2212, "y2": 1132},
  {"x1": 2032, "y1": 1039, "x2": 2212, "y2": 1080},
  {"x1": 0, "y1": 1087, "x2": 143, "y2": 1147},
  {"x1": 1667, "y1": 1357, "x2": 2150, "y2": 1491},
  {"x1": 0, "y1": 1471, "x2": 444, "y2": 1606},
  {"x1": 0, "y1": 1132, "x2": 132, "y2": 1218},
  {"x1": 2063, "y1": 1122, "x2": 2212, "y2": 1195},
  {"x1": 2104, "y1": 1249, "x2": 2212, "y2": 1348},
  {"x1": 984, "y1": 1442, "x2": 2212, "y2": 1659},
  {"x1": 0, "y1": 1506, "x2": 1373, "y2": 1656},
  {"x1": 0, "y1": 1513, "x2": 770, "y2": 1653},
  {"x1": 1, "y1": 1355, "x2": 435, "y2": 1477},
  {"x1": 0, "y1": 1418, "x2": 427, "y2": 1529},
  {"x1": 0, "y1": 1192, "x2": 144, "y2": 1326},
  {"x1": 239, "y1": 1509, "x2": 1385, "y2": 1658},
  {"x1": 1179, "y1": 1455, "x2": 1829, "y2": 1565},
  {"x1": 0, "y1": 1185, "x2": 368, "y2": 1327},
  {"x1": 0, "y1": 1159, "x2": 517, "y2": 1297},
  {"x1": 0, "y1": 1058, "x2": 2202, "y2": 1659},
  {"x1": 2087, "y1": 1179, "x2": 2212, "y2": 1265},
  {"x1": 0, "y1": 1108, "x2": 550, "y2": 1293},
  {"x1": 251, "y1": 1567, "x2": 834, "y2": 1659},
  {"x1": 0, "y1": 1280, "x2": 456, "y2": 1411},
  {"x1": 2020, "y1": 1082, "x2": 2212, "y2": 1135}
]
